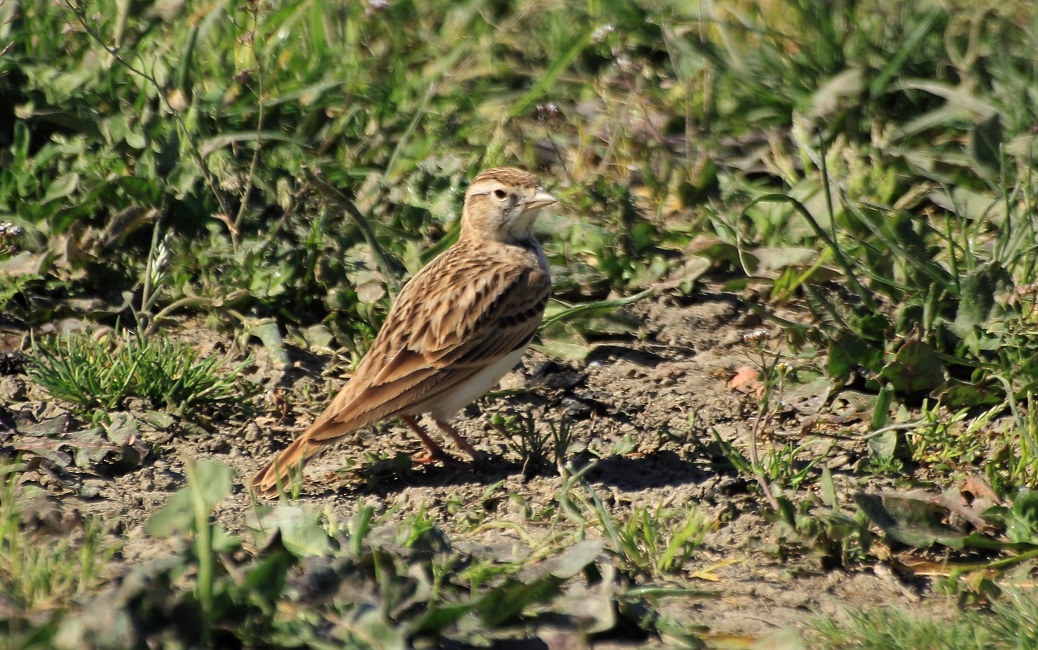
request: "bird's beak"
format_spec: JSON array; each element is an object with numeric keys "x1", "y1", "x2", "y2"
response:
[{"x1": 524, "y1": 189, "x2": 558, "y2": 212}]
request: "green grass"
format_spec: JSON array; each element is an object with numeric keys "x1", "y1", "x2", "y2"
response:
[
  {"x1": 4, "y1": 0, "x2": 1038, "y2": 646},
  {"x1": 608, "y1": 502, "x2": 712, "y2": 577},
  {"x1": 808, "y1": 594, "x2": 1038, "y2": 650},
  {"x1": 17, "y1": 459, "x2": 702, "y2": 648},
  {"x1": 492, "y1": 412, "x2": 574, "y2": 476},
  {"x1": 29, "y1": 331, "x2": 252, "y2": 416},
  {"x1": 809, "y1": 606, "x2": 994, "y2": 649},
  {"x1": 0, "y1": 459, "x2": 117, "y2": 630}
]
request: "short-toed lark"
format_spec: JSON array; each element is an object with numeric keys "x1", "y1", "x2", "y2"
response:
[{"x1": 252, "y1": 168, "x2": 556, "y2": 497}]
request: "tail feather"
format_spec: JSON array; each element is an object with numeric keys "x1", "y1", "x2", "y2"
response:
[{"x1": 251, "y1": 436, "x2": 323, "y2": 498}]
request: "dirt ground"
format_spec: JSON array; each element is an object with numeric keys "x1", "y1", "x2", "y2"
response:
[{"x1": 1, "y1": 290, "x2": 960, "y2": 644}]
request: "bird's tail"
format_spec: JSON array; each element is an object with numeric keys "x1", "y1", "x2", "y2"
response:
[{"x1": 250, "y1": 435, "x2": 324, "y2": 498}]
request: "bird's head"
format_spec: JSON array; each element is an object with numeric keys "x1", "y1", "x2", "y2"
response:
[{"x1": 460, "y1": 168, "x2": 557, "y2": 242}]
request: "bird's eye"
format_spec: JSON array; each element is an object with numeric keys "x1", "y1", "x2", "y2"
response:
[{"x1": 493, "y1": 189, "x2": 507, "y2": 200}]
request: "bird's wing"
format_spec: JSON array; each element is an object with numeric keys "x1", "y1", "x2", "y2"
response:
[{"x1": 300, "y1": 242, "x2": 549, "y2": 444}]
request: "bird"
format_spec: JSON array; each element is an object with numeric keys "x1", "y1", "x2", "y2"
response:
[{"x1": 251, "y1": 167, "x2": 557, "y2": 497}]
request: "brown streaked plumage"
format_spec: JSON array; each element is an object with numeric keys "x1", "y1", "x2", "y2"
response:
[{"x1": 251, "y1": 168, "x2": 556, "y2": 497}]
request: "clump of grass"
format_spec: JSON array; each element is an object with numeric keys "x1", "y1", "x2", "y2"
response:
[
  {"x1": 611, "y1": 503, "x2": 711, "y2": 577},
  {"x1": 562, "y1": 468, "x2": 712, "y2": 579},
  {"x1": 492, "y1": 413, "x2": 573, "y2": 476},
  {"x1": 29, "y1": 332, "x2": 251, "y2": 416},
  {"x1": 809, "y1": 606, "x2": 995, "y2": 649}
]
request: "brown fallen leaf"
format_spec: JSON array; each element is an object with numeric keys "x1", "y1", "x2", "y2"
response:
[
  {"x1": 727, "y1": 366, "x2": 761, "y2": 395},
  {"x1": 871, "y1": 488, "x2": 992, "y2": 533},
  {"x1": 960, "y1": 474, "x2": 1001, "y2": 505}
]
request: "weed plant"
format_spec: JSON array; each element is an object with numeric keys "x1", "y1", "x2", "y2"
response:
[
  {"x1": 0, "y1": 459, "x2": 117, "y2": 613},
  {"x1": 29, "y1": 332, "x2": 251, "y2": 416}
]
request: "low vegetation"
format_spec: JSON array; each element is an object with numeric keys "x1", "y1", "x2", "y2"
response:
[{"x1": 3, "y1": 0, "x2": 1038, "y2": 646}]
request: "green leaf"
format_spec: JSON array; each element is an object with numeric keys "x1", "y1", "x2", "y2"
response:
[
  {"x1": 820, "y1": 466, "x2": 837, "y2": 508},
  {"x1": 867, "y1": 429, "x2": 899, "y2": 467},
  {"x1": 854, "y1": 492, "x2": 965, "y2": 549},
  {"x1": 333, "y1": 603, "x2": 407, "y2": 650},
  {"x1": 415, "y1": 601, "x2": 478, "y2": 635},
  {"x1": 104, "y1": 412, "x2": 139, "y2": 445},
  {"x1": 199, "y1": 131, "x2": 308, "y2": 156},
  {"x1": 928, "y1": 186, "x2": 1006, "y2": 223},
  {"x1": 530, "y1": 334, "x2": 590, "y2": 361},
  {"x1": 143, "y1": 410, "x2": 176, "y2": 429},
  {"x1": 969, "y1": 112, "x2": 1003, "y2": 173},
  {"x1": 517, "y1": 539, "x2": 603, "y2": 583},
  {"x1": 935, "y1": 378, "x2": 1003, "y2": 407},
  {"x1": 869, "y1": 9, "x2": 942, "y2": 97},
  {"x1": 1008, "y1": 490, "x2": 1038, "y2": 544},
  {"x1": 951, "y1": 262, "x2": 1014, "y2": 337},
  {"x1": 870, "y1": 384, "x2": 893, "y2": 431},
  {"x1": 255, "y1": 506, "x2": 333, "y2": 558},
  {"x1": 250, "y1": 319, "x2": 290, "y2": 367},
  {"x1": 241, "y1": 547, "x2": 295, "y2": 602},
  {"x1": 827, "y1": 333, "x2": 883, "y2": 379},
  {"x1": 507, "y1": 30, "x2": 590, "y2": 118},
  {"x1": 879, "y1": 340, "x2": 945, "y2": 394},
  {"x1": 853, "y1": 313, "x2": 893, "y2": 343},
  {"x1": 42, "y1": 173, "x2": 80, "y2": 204},
  {"x1": 145, "y1": 461, "x2": 233, "y2": 537},
  {"x1": 476, "y1": 577, "x2": 563, "y2": 628},
  {"x1": 540, "y1": 288, "x2": 653, "y2": 330},
  {"x1": 554, "y1": 571, "x2": 617, "y2": 634},
  {"x1": 211, "y1": 524, "x2": 240, "y2": 553}
]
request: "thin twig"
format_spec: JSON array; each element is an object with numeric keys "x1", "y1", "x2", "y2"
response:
[
  {"x1": 230, "y1": 3, "x2": 265, "y2": 250},
  {"x1": 144, "y1": 296, "x2": 224, "y2": 338},
  {"x1": 749, "y1": 405, "x2": 780, "y2": 512},
  {"x1": 303, "y1": 168, "x2": 404, "y2": 292}
]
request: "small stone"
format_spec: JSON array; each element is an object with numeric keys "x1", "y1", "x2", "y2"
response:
[
  {"x1": 652, "y1": 363, "x2": 687, "y2": 381},
  {"x1": 562, "y1": 398, "x2": 591, "y2": 419},
  {"x1": 242, "y1": 422, "x2": 260, "y2": 442},
  {"x1": 0, "y1": 376, "x2": 25, "y2": 402}
]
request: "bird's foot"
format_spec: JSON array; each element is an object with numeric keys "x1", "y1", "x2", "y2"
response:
[{"x1": 412, "y1": 449, "x2": 460, "y2": 465}]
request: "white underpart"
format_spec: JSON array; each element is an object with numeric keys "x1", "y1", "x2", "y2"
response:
[{"x1": 426, "y1": 347, "x2": 526, "y2": 420}]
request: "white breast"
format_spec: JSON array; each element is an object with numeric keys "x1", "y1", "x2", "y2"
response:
[{"x1": 425, "y1": 347, "x2": 527, "y2": 420}]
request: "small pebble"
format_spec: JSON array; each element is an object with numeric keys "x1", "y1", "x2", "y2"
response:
[{"x1": 242, "y1": 422, "x2": 260, "y2": 442}]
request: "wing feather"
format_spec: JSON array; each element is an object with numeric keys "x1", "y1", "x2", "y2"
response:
[{"x1": 300, "y1": 240, "x2": 549, "y2": 445}]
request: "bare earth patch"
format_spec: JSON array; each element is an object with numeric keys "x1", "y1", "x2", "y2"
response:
[{"x1": 2, "y1": 292, "x2": 959, "y2": 643}]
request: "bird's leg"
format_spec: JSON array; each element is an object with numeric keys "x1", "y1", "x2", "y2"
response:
[
  {"x1": 433, "y1": 419, "x2": 483, "y2": 463},
  {"x1": 401, "y1": 415, "x2": 454, "y2": 464}
]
